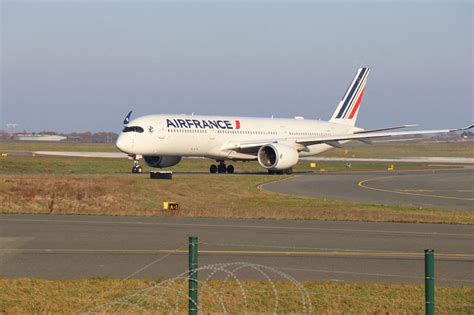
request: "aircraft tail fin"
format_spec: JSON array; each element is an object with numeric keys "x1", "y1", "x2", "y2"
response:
[{"x1": 330, "y1": 67, "x2": 370, "y2": 126}]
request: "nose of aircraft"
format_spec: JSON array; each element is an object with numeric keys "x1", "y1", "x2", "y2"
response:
[{"x1": 116, "y1": 134, "x2": 133, "y2": 153}]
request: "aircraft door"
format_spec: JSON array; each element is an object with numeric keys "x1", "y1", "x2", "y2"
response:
[
  {"x1": 208, "y1": 128, "x2": 217, "y2": 140},
  {"x1": 280, "y1": 125, "x2": 289, "y2": 138},
  {"x1": 156, "y1": 122, "x2": 166, "y2": 139}
]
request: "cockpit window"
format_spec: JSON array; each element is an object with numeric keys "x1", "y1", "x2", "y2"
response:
[{"x1": 122, "y1": 126, "x2": 144, "y2": 133}]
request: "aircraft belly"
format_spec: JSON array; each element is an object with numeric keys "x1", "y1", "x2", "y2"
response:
[{"x1": 299, "y1": 143, "x2": 333, "y2": 157}]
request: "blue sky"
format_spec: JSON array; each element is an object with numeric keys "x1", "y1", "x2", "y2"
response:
[{"x1": 1, "y1": 1, "x2": 472, "y2": 132}]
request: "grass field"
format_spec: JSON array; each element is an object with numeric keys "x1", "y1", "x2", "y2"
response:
[
  {"x1": 0, "y1": 154, "x2": 454, "y2": 175},
  {"x1": 1, "y1": 173, "x2": 472, "y2": 224},
  {"x1": 322, "y1": 140, "x2": 474, "y2": 158},
  {"x1": 1, "y1": 277, "x2": 472, "y2": 314},
  {"x1": 0, "y1": 141, "x2": 119, "y2": 152},
  {"x1": 0, "y1": 143, "x2": 471, "y2": 224}
]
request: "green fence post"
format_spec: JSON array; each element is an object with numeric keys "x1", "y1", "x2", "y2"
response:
[
  {"x1": 189, "y1": 236, "x2": 198, "y2": 315},
  {"x1": 425, "y1": 249, "x2": 435, "y2": 315}
]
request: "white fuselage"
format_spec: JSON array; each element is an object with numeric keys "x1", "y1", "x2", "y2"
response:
[{"x1": 116, "y1": 114, "x2": 358, "y2": 160}]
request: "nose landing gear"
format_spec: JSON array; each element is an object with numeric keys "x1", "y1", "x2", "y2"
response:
[
  {"x1": 130, "y1": 155, "x2": 143, "y2": 174},
  {"x1": 132, "y1": 165, "x2": 143, "y2": 174},
  {"x1": 210, "y1": 161, "x2": 235, "y2": 174}
]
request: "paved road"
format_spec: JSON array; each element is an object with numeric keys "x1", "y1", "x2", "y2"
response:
[
  {"x1": 0, "y1": 214, "x2": 472, "y2": 285},
  {"x1": 264, "y1": 168, "x2": 474, "y2": 211}
]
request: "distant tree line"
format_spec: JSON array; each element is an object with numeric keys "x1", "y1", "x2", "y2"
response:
[{"x1": 0, "y1": 130, "x2": 472, "y2": 143}]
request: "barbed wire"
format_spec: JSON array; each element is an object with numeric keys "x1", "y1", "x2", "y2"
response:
[
  {"x1": 197, "y1": 241, "x2": 473, "y2": 286},
  {"x1": 276, "y1": 266, "x2": 474, "y2": 284},
  {"x1": 83, "y1": 240, "x2": 472, "y2": 313},
  {"x1": 84, "y1": 243, "x2": 187, "y2": 314},
  {"x1": 89, "y1": 261, "x2": 313, "y2": 314}
]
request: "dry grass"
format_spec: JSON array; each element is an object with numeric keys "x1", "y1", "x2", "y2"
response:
[
  {"x1": 0, "y1": 174, "x2": 472, "y2": 224},
  {"x1": 0, "y1": 277, "x2": 472, "y2": 314}
]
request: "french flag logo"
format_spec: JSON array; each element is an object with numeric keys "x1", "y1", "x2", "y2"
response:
[
  {"x1": 335, "y1": 68, "x2": 369, "y2": 120},
  {"x1": 235, "y1": 120, "x2": 241, "y2": 129}
]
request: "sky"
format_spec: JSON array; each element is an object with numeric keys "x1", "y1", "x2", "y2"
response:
[{"x1": 1, "y1": 0, "x2": 472, "y2": 133}]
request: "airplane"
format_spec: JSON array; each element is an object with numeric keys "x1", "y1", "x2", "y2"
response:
[{"x1": 116, "y1": 67, "x2": 472, "y2": 174}]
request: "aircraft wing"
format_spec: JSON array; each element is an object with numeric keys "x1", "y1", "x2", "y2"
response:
[
  {"x1": 353, "y1": 124, "x2": 418, "y2": 134},
  {"x1": 223, "y1": 124, "x2": 473, "y2": 152},
  {"x1": 295, "y1": 124, "x2": 473, "y2": 147}
]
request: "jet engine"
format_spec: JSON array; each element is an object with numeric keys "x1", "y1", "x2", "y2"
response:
[
  {"x1": 257, "y1": 144, "x2": 299, "y2": 170},
  {"x1": 143, "y1": 156, "x2": 182, "y2": 168}
]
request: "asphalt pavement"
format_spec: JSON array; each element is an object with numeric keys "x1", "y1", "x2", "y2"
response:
[
  {"x1": 264, "y1": 168, "x2": 474, "y2": 211},
  {"x1": 0, "y1": 214, "x2": 472, "y2": 285}
]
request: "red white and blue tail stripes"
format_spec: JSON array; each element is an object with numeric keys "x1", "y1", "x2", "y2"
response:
[{"x1": 331, "y1": 67, "x2": 370, "y2": 125}]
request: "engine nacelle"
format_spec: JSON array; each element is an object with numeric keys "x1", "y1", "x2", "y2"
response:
[
  {"x1": 257, "y1": 144, "x2": 299, "y2": 170},
  {"x1": 143, "y1": 156, "x2": 182, "y2": 168}
]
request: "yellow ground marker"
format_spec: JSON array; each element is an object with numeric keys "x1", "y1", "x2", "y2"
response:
[{"x1": 163, "y1": 202, "x2": 179, "y2": 210}]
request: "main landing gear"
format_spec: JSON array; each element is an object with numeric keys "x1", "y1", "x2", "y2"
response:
[
  {"x1": 131, "y1": 155, "x2": 143, "y2": 174},
  {"x1": 210, "y1": 161, "x2": 234, "y2": 174}
]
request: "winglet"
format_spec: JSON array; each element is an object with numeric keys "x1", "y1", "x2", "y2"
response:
[
  {"x1": 123, "y1": 111, "x2": 132, "y2": 125},
  {"x1": 450, "y1": 124, "x2": 473, "y2": 132}
]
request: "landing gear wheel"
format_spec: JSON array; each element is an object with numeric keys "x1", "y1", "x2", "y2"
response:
[
  {"x1": 284, "y1": 168, "x2": 293, "y2": 175},
  {"x1": 210, "y1": 164, "x2": 218, "y2": 174},
  {"x1": 217, "y1": 164, "x2": 227, "y2": 174},
  {"x1": 268, "y1": 169, "x2": 276, "y2": 175},
  {"x1": 226, "y1": 165, "x2": 234, "y2": 174},
  {"x1": 132, "y1": 165, "x2": 142, "y2": 174}
]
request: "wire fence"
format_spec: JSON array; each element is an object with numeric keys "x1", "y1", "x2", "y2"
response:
[{"x1": 83, "y1": 239, "x2": 474, "y2": 314}]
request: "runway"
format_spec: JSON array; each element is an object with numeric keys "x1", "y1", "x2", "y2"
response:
[
  {"x1": 0, "y1": 214, "x2": 472, "y2": 285},
  {"x1": 264, "y1": 168, "x2": 474, "y2": 211}
]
